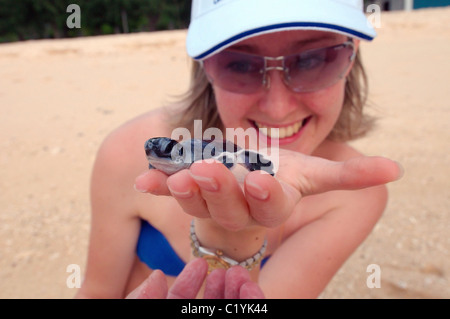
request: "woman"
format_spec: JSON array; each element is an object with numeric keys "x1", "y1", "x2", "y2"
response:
[{"x1": 77, "y1": 0, "x2": 402, "y2": 298}]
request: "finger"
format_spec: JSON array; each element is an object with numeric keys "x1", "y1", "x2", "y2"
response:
[
  {"x1": 224, "y1": 266, "x2": 253, "y2": 299},
  {"x1": 337, "y1": 156, "x2": 403, "y2": 189},
  {"x1": 305, "y1": 156, "x2": 403, "y2": 194},
  {"x1": 167, "y1": 258, "x2": 208, "y2": 299},
  {"x1": 244, "y1": 171, "x2": 301, "y2": 227},
  {"x1": 166, "y1": 170, "x2": 210, "y2": 218},
  {"x1": 277, "y1": 153, "x2": 403, "y2": 196},
  {"x1": 203, "y1": 268, "x2": 226, "y2": 299},
  {"x1": 240, "y1": 282, "x2": 266, "y2": 299},
  {"x1": 125, "y1": 270, "x2": 168, "y2": 299},
  {"x1": 134, "y1": 170, "x2": 170, "y2": 195},
  {"x1": 189, "y1": 161, "x2": 251, "y2": 231}
]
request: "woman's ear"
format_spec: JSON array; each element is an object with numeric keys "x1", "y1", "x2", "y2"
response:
[{"x1": 345, "y1": 39, "x2": 360, "y2": 77}]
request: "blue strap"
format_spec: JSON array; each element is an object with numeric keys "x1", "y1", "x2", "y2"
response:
[{"x1": 136, "y1": 220, "x2": 270, "y2": 276}]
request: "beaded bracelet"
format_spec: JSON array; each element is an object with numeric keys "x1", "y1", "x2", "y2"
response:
[{"x1": 190, "y1": 220, "x2": 267, "y2": 273}]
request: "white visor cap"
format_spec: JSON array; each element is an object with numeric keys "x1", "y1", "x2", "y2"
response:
[{"x1": 187, "y1": 0, "x2": 376, "y2": 60}]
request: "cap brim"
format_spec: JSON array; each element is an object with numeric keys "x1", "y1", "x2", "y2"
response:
[{"x1": 187, "y1": 0, "x2": 376, "y2": 60}]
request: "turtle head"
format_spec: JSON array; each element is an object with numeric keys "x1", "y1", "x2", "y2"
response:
[{"x1": 144, "y1": 137, "x2": 187, "y2": 175}]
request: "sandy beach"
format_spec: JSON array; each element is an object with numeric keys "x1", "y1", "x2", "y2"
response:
[{"x1": 0, "y1": 7, "x2": 449, "y2": 298}]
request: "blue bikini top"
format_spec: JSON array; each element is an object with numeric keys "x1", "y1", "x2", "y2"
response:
[{"x1": 136, "y1": 220, "x2": 269, "y2": 276}]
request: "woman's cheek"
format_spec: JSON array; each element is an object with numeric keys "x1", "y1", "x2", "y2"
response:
[
  {"x1": 214, "y1": 89, "x2": 257, "y2": 128},
  {"x1": 304, "y1": 81, "x2": 346, "y2": 116}
]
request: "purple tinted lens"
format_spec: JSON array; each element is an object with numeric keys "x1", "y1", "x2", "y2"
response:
[
  {"x1": 203, "y1": 51, "x2": 264, "y2": 93},
  {"x1": 284, "y1": 43, "x2": 354, "y2": 92}
]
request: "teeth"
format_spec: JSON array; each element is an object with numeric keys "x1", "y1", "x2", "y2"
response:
[{"x1": 255, "y1": 120, "x2": 304, "y2": 139}]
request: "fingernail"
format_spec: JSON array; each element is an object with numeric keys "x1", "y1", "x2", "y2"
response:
[
  {"x1": 189, "y1": 172, "x2": 219, "y2": 192},
  {"x1": 134, "y1": 183, "x2": 148, "y2": 193},
  {"x1": 134, "y1": 171, "x2": 150, "y2": 193},
  {"x1": 245, "y1": 180, "x2": 269, "y2": 201},
  {"x1": 395, "y1": 161, "x2": 405, "y2": 180},
  {"x1": 167, "y1": 184, "x2": 193, "y2": 199}
]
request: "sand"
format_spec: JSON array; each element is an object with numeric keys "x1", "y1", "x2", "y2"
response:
[{"x1": 0, "y1": 7, "x2": 449, "y2": 299}]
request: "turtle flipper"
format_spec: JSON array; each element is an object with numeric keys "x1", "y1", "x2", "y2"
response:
[
  {"x1": 215, "y1": 152, "x2": 235, "y2": 170},
  {"x1": 241, "y1": 150, "x2": 275, "y2": 176}
]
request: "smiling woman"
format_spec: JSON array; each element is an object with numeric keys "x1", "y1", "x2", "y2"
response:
[
  {"x1": 173, "y1": 33, "x2": 373, "y2": 149},
  {"x1": 76, "y1": 0, "x2": 403, "y2": 299}
]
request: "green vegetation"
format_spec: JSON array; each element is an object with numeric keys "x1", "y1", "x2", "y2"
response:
[{"x1": 0, "y1": 0, "x2": 191, "y2": 43}]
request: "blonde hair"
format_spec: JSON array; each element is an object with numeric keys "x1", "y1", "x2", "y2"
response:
[{"x1": 169, "y1": 50, "x2": 373, "y2": 142}]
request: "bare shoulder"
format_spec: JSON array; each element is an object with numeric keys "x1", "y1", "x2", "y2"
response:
[
  {"x1": 95, "y1": 108, "x2": 173, "y2": 174},
  {"x1": 90, "y1": 107, "x2": 174, "y2": 215},
  {"x1": 100, "y1": 107, "x2": 173, "y2": 156}
]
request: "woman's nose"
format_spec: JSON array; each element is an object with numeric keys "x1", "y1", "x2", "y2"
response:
[{"x1": 258, "y1": 71, "x2": 299, "y2": 119}]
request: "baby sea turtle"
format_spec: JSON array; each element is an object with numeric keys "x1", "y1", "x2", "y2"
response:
[{"x1": 145, "y1": 137, "x2": 275, "y2": 177}]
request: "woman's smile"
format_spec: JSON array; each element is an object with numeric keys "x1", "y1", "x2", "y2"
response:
[{"x1": 250, "y1": 116, "x2": 312, "y2": 144}]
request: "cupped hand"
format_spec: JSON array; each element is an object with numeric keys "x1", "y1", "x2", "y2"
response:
[
  {"x1": 126, "y1": 258, "x2": 265, "y2": 299},
  {"x1": 135, "y1": 149, "x2": 403, "y2": 230}
]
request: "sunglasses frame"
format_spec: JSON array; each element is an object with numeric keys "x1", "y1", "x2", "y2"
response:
[{"x1": 200, "y1": 39, "x2": 356, "y2": 94}]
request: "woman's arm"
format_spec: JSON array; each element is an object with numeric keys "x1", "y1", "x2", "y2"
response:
[
  {"x1": 259, "y1": 184, "x2": 388, "y2": 298},
  {"x1": 76, "y1": 131, "x2": 143, "y2": 298}
]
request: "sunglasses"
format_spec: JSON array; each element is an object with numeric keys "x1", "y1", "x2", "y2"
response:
[{"x1": 202, "y1": 40, "x2": 356, "y2": 94}]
